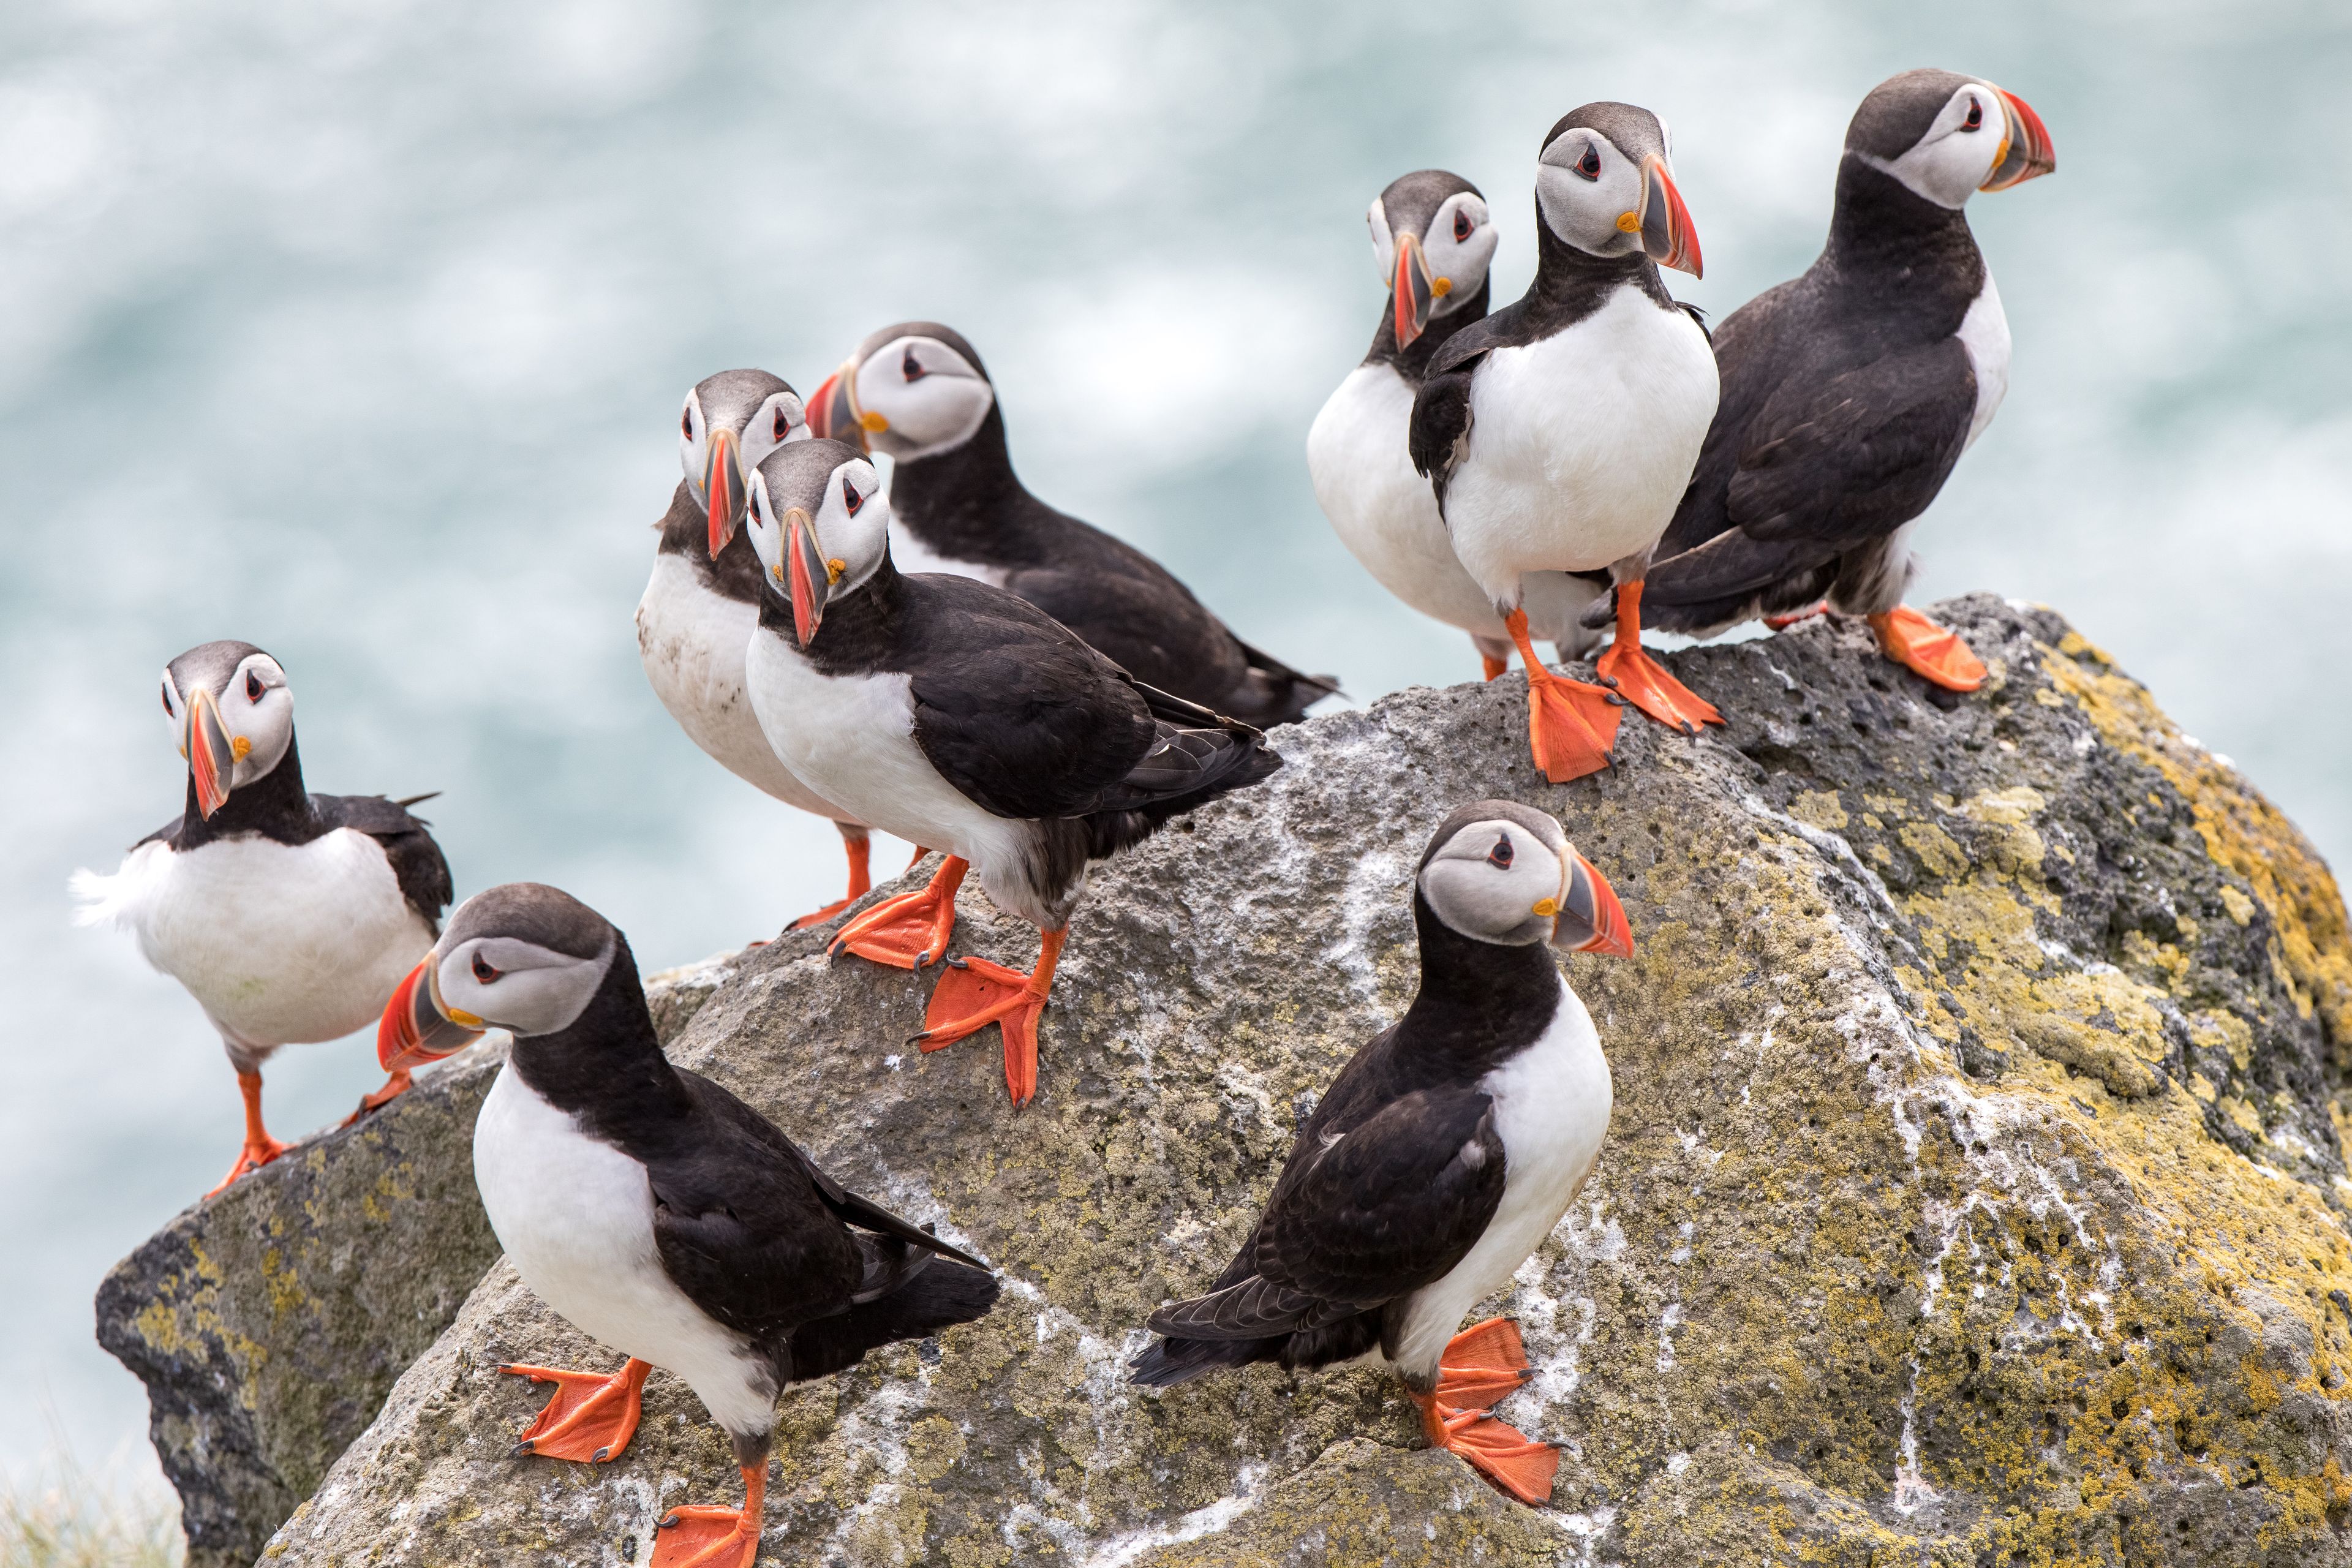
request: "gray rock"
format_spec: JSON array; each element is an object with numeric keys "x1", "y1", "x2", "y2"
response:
[
  {"x1": 96, "y1": 961, "x2": 729, "y2": 1568},
  {"x1": 234, "y1": 597, "x2": 2352, "y2": 1565}
]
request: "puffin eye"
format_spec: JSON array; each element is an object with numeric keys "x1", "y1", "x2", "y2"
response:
[
  {"x1": 1576, "y1": 146, "x2": 1600, "y2": 179},
  {"x1": 472, "y1": 952, "x2": 500, "y2": 984},
  {"x1": 842, "y1": 475, "x2": 864, "y2": 516},
  {"x1": 773, "y1": 404, "x2": 793, "y2": 439},
  {"x1": 1487, "y1": 834, "x2": 1514, "y2": 869},
  {"x1": 901, "y1": 348, "x2": 925, "y2": 383},
  {"x1": 1453, "y1": 208, "x2": 1472, "y2": 242},
  {"x1": 160, "y1": 680, "x2": 174, "y2": 715},
  {"x1": 681, "y1": 407, "x2": 695, "y2": 440},
  {"x1": 1962, "y1": 97, "x2": 1983, "y2": 130},
  {"x1": 246, "y1": 670, "x2": 265, "y2": 703}
]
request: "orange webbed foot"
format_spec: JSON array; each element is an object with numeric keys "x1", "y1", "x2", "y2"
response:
[
  {"x1": 206, "y1": 1134, "x2": 291, "y2": 1197},
  {"x1": 1869, "y1": 605, "x2": 1986, "y2": 692},
  {"x1": 1595, "y1": 637, "x2": 1722, "y2": 735},
  {"x1": 652, "y1": 1463, "x2": 764, "y2": 1568},
  {"x1": 502, "y1": 1357, "x2": 649, "y2": 1463},
  {"x1": 1409, "y1": 1317, "x2": 1558, "y2": 1506},
  {"x1": 339, "y1": 1069, "x2": 414, "y2": 1128},
  {"x1": 1503, "y1": 611, "x2": 1619, "y2": 782},
  {"x1": 829, "y1": 857, "x2": 967, "y2": 971},
  {"x1": 913, "y1": 930, "x2": 1065, "y2": 1106}
]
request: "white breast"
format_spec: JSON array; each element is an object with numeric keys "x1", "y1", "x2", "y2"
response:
[
  {"x1": 72, "y1": 829, "x2": 435, "y2": 1053},
  {"x1": 636, "y1": 554, "x2": 865, "y2": 825},
  {"x1": 1954, "y1": 270, "x2": 2010, "y2": 451},
  {"x1": 1390, "y1": 980, "x2": 1613, "y2": 1382},
  {"x1": 1441, "y1": 289, "x2": 1719, "y2": 600},
  {"x1": 474, "y1": 1063, "x2": 779, "y2": 1439}
]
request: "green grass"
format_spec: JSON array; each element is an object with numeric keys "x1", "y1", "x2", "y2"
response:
[{"x1": 0, "y1": 1460, "x2": 180, "y2": 1568}]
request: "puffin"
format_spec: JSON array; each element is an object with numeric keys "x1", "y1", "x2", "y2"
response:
[
  {"x1": 1306, "y1": 170, "x2": 1605, "y2": 679},
  {"x1": 71, "y1": 641, "x2": 452, "y2": 1194},
  {"x1": 1129, "y1": 801, "x2": 1630, "y2": 1506},
  {"x1": 1408, "y1": 102, "x2": 1721, "y2": 783},
  {"x1": 639, "y1": 369, "x2": 884, "y2": 930},
  {"x1": 377, "y1": 881, "x2": 1000, "y2": 1568},
  {"x1": 739, "y1": 438, "x2": 1282, "y2": 1104},
  {"x1": 1603, "y1": 69, "x2": 2057, "y2": 691},
  {"x1": 805, "y1": 320, "x2": 1338, "y2": 728}
]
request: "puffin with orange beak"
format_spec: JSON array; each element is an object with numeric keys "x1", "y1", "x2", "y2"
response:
[
  {"x1": 1622, "y1": 69, "x2": 2057, "y2": 689},
  {"x1": 1133, "y1": 801, "x2": 1628, "y2": 1507},
  {"x1": 71, "y1": 641, "x2": 451, "y2": 1193},
  {"x1": 1409, "y1": 101, "x2": 1722, "y2": 783},
  {"x1": 639, "y1": 369, "x2": 886, "y2": 932}
]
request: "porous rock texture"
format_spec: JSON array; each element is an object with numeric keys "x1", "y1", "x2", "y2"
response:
[
  {"x1": 236, "y1": 595, "x2": 2352, "y2": 1567},
  {"x1": 95, "y1": 963, "x2": 732, "y2": 1568}
]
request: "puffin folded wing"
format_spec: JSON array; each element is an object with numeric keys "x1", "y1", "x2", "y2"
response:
[{"x1": 315, "y1": 792, "x2": 456, "y2": 928}]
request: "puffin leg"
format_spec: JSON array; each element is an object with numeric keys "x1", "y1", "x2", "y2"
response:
[
  {"x1": 652, "y1": 1461, "x2": 765, "y2": 1568},
  {"x1": 1408, "y1": 1317, "x2": 1558, "y2": 1507},
  {"x1": 1869, "y1": 605, "x2": 1986, "y2": 692},
  {"x1": 1593, "y1": 582, "x2": 1722, "y2": 734},
  {"x1": 905, "y1": 844, "x2": 932, "y2": 872},
  {"x1": 338, "y1": 1068, "x2": 414, "y2": 1127},
  {"x1": 1472, "y1": 634, "x2": 1512, "y2": 682},
  {"x1": 913, "y1": 927, "x2": 1065, "y2": 1106},
  {"x1": 206, "y1": 1070, "x2": 292, "y2": 1196},
  {"x1": 787, "y1": 826, "x2": 872, "y2": 932},
  {"x1": 1764, "y1": 602, "x2": 1826, "y2": 630},
  {"x1": 829, "y1": 856, "x2": 968, "y2": 971},
  {"x1": 500, "y1": 1357, "x2": 650, "y2": 1463},
  {"x1": 1504, "y1": 610, "x2": 1620, "y2": 783}
]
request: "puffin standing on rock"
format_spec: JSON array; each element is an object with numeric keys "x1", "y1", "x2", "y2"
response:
[
  {"x1": 638, "y1": 369, "x2": 881, "y2": 930},
  {"x1": 807, "y1": 321, "x2": 1338, "y2": 728},
  {"x1": 72, "y1": 642, "x2": 451, "y2": 1193},
  {"x1": 1131, "y1": 801, "x2": 1629, "y2": 1505},
  {"x1": 378, "y1": 882, "x2": 1000, "y2": 1568},
  {"x1": 1617, "y1": 69, "x2": 2057, "y2": 691},
  {"x1": 1410, "y1": 102, "x2": 1721, "y2": 782},
  {"x1": 1308, "y1": 170, "x2": 1604, "y2": 679},
  {"x1": 740, "y1": 438, "x2": 1282, "y2": 1104}
]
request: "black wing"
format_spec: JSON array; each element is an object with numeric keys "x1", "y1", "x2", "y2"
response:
[
  {"x1": 1145, "y1": 1085, "x2": 1506, "y2": 1341},
  {"x1": 132, "y1": 815, "x2": 185, "y2": 852},
  {"x1": 1406, "y1": 301, "x2": 1537, "y2": 508},
  {"x1": 314, "y1": 793, "x2": 454, "y2": 929}
]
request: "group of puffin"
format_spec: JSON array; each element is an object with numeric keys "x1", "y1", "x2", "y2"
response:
[{"x1": 75, "y1": 67, "x2": 2052, "y2": 1561}]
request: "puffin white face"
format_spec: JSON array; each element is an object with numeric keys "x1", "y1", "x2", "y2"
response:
[
  {"x1": 733, "y1": 388, "x2": 811, "y2": 480},
  {"x1": 161, "y1": 650, "x2": 294, "y2": 818},
  {"x1": 1369, "y1": 188, "x2": 1498, "y2": 348},
  {"x1": 1419, "y1": 813, "x2": 1633, "y2": 955},
  {"x1": 379, "y1": 883, "x2": 625, "y2": 1068},
  {"x1": 429, "y1": 935, "x2": 611, "y2": 1039},
  {"x1": 679, "y1": 373, "x2": 807, "y2": 559},
  {"x1": 839, "y1": 336, "x2": 996, "y2": 462},
  {"x1": 1536, "y1": 120, "x2": 1701, "y2": 276},
  {"x1": 746, "y1": 443, "x2": 889, "y2": 646},
  {"x1": 1859, "y1": 80, "x2": 2057, "y2": 208}
]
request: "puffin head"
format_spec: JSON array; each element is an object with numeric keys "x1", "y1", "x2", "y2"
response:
[
  {"x1": 805, "y1": 322, "x2": 995, "y2": 462},
  {"x1": 679, "y1": 369, "x2": 809, "y2": 560},
  {"x1": 160, "y1": 641, "x2": 295, "y2": 820},
  {"x1": 745, "y1": 437, "x2": 889, "y2": 647},
  {"x1": 1534, "y1": 102, "x2": 1701, "y2": 278},
  {"x1": 1366, "y1": 169, "x2": 1498, "y2": 349},
  {"x1": 378, "y1": 883, "x2": 619, "y2": 1069},
  {"x1": 1416, "y1": 800, "x2": 1633, "y2": 956},
  {"x1": 1844, "y1": 69, "x2": 2056, "y2": 209}
]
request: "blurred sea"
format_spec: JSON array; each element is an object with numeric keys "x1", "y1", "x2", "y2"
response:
[{"x1": 2, "y1": 0, "x2": 2345, "y2": 1501}]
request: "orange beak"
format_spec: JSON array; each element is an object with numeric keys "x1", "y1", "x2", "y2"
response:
[
  {"x1": 704, "y1": 424, "x2": 741, "y2": 559},
  {"x1": 807, "y1": 363, "x2": 869, "y2": 453},
  {"x1": 1640, "y1": 156, "x2": 1702, "y2": 279},
  {"x1": 1392, "y1": 230, "x2": 1437, "y2": 349},
  {"x1": 1551, "y1": 851, "x2": 1635, "y2": 959},
  {"x1": 186, "y1": 684, "x2": 236, "y2": 819},
  {"x1": 1981, "y1": 87, "x2": 2056, "y2": 191},
  {"x1": 377, "y1": 959, "x2": 484, "y2": 1072},
  {"x1": 785, "y1": 506, "x2": 827, "y2": 646}
]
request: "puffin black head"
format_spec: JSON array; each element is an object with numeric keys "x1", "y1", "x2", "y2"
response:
[
  {"x1": 159, "y1": 641, "x2": 295, "y2": 820},
  {"x1": 378, "y1": 883, "x2": 617, "y2": 1070},
  {"x1": 744, "y1": 437, "x2": 888, "y2": 647},
  {"x1": 1416, "y1": 800, "x2": 1633, "y2": 956},
  {"x1": 1844, "y1": 69, "x2": 2056, "y2": 209},
  {"x1": 1368, "y1": 170, "x2": 1498, "y2": 349},
  {"x1": 806, "y1": 322, "x2": 995, "y2": 461},
  {"x1": 679, "y1": 369, "x2": 808, "y2": 560},
  {"x1": 1534, "y1": 101, "x2": 1702, "y2": 277}
]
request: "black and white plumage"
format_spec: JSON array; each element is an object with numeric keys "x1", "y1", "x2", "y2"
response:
[
  {"x1": 806, "y1": 322, "x2": 1337, "y2": 728},
  {"x1": 1408, "y1": 102, "x2": 1724, "y2": 781},
  {"x1": 1306, "y1": 170, "x2": 1601, "y2": 674},
  {"x1": 1129, "y1": 801, "x2": 1630, "y2": 1506},
  {"x1": 378, "y1": 882, "x2": 998, "y2": 1568},
  {"x1": 1623, "y1": 70, "x2": 2056, "y2": 693},
  {"x1": 72, "y1": 641, "x2": 452, "y2": 1193},
  {"x1": 639, "y1": 369, "x2": 881, "y2": 930},
  {"x1": 739, "y1": 438, "x2": 1282, "y2": 1103}
]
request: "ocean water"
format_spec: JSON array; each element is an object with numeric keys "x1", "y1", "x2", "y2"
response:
[{"x1": 1, "y1": 0, "x2": 2345, "y2": 1500}]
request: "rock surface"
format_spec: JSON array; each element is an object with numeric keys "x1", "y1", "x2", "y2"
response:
[
  {"x1": 96, "y1": 961, "x2": 732, "y2": 1568},
  {"x1": 230, "y1": 595, "x2": 2352, "y2": 1567}
]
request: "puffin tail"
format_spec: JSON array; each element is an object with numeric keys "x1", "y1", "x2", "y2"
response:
[
  {"x1": 787, "y1": 1261, "x2": 1001, "y2": 1384},
  {"x1": 1127, "y1": 1333, "x2": 1265, "y2": 1390},
  {"x1": 1223, "y1": 637, "x2": 1343, "y2": 728}
]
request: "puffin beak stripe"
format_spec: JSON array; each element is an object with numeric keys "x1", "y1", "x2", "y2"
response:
[
  {"x1": 187, "y1": 685, "x2": 236, "y2": 820},
  {"x1": 808, "y1": 361, "x2": 870, "y2": 454},
  {"x1": 1981, "y1": 88, "x2": 2056, "y2": 190},
  {"x1": 704, "y1": 425, "x2": 741, "y2": 559},
  {"x1": 1550, "y1": 851, "x2": 1635, "y2": 959},
  {"x1": 1640, "y1": 156, "x2": 1702, "y2": 279},
  {"x1": 786, "y1": 507, "x2": 826, "y2": 647},
  {"x1": 1392, "y1": 231, "x2": 1436, "y2": 349},
  {"x1": 377, "y1": 959, "x2": 484, "y2": 1072}
]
